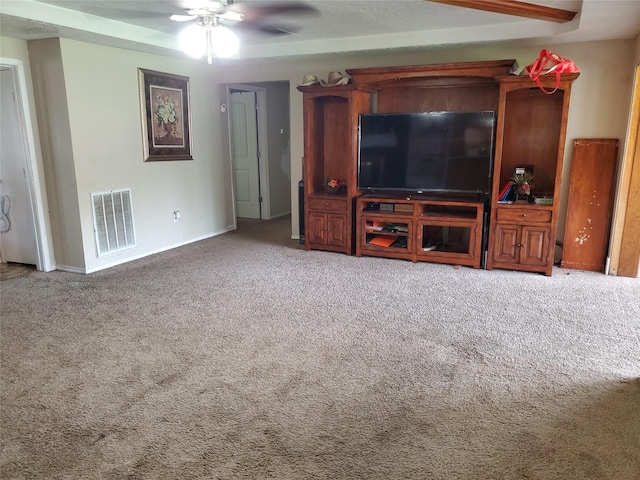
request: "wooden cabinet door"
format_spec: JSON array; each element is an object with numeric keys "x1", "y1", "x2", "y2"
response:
[
  {"x1": 307, "y1": 212, "x2": 327, "y2": 245},
  {"x1": 520, "y1": 226, "x2": 550, "y2": 266},
  {"x1": 493, "y1": 224, "x2": 520, "y2": 264},
  {"x1": 307, "y1": 212, "x2": 347, "y2": 248},
  {"x1": 327, "y1": 214, "x2": 347, "y2": 247},
  {"x1": 493, "y1": 224, "x2": 550, "y2": 267}
]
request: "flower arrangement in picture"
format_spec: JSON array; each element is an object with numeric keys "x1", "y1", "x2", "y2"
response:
[
  {"x1": 511, "y1": 171, "x2": 534, "y2": 196},
  {"x1": 324, "y1": 177, "x2": 345, "y2": 194},
  {"x1": 155, "y1": 94, "x2": 178, "y2": 136}
]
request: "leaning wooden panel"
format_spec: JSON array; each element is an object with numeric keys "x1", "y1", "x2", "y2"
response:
[{"x1": 561, "y1": 139, "x2": 619, "y2": 272}]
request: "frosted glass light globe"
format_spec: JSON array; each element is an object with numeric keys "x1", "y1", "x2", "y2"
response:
[
  {"x1": 209, "y1": 26, "x2": 239, "y2": 58},
  {"x1": 178, "y1": 24, "x2": 206, "y2": 58}
]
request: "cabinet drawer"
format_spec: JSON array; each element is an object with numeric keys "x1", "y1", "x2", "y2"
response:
[
  {"x1": 496, "y1": 208, "x2": 552, "y2": 224},
  {"x1": 308, "y1": 197, "x2": 347, "y2": 212}
]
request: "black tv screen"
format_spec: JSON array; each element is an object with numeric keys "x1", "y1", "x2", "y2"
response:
[{"x1": 357, "y1": 111, "x2": 496, "y2": 195}]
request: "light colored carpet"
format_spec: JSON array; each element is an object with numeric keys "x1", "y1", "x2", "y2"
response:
[
  {"x1": 0, "y1": 262, "x2": 35, "y2": 281},
  {"x1": 1, "y1": 216, "x2": 639, "y2": 479}
]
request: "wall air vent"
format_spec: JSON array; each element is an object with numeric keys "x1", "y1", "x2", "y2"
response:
[{"x1": 91, "y1": 189, "x2": 136, "y2": 256}]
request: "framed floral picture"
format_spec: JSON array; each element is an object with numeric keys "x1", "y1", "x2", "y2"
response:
[{"x1": 138, "y1": 69, "x2": 193, "y2": 161}]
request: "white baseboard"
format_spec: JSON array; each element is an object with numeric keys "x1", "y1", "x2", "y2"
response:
[
  {"x1": 270, "y1": 211, "x2": 292, "y2": 219},
  {"x1": 58, "y1": 228, "x2": 234, "y2": 274},
  {"x1": 54, "y1": 264, "x2": 86, "y2": 274}
]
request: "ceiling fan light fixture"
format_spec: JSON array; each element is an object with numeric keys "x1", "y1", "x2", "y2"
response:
[
  {"x1": 178, "y1": 23, "x2": 207, "y2": 58},
  {"x1": 209, "y1": 25, "x2": 239, "y2": 58},
  {"x1": 171, "y1": 1, "x2": 316, "y2": 62},
  {"x1": 177, "y1": 18, "x2": 239, "y2": 63}
]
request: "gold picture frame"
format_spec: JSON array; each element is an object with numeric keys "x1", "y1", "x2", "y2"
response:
[{"x1": 139, "y1": 68, "x2": 193, "y2": 161}]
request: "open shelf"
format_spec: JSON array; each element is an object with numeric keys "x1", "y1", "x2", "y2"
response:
[
  {"x1": 420, "y1": 204, "x2": 479, "y2": 219},
  {"x1": 356, "y1": 195, "x2": 484, "y2": 268},
  {"x1": 420, "y1": 224, "x2": 473, "y2": 254},
  {"x1": 299, "y1": 85, "x2": 371, "y2": 255},
  {"x1": 364, "y1": 220, "x2": 410, "y2": 249}
]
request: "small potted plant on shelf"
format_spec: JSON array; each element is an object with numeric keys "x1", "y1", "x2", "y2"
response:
[
  {"x1": 324, "y1": 177, "x2": 345, "y2": 194},
  {"x1": 511, "y1": 172, "x2": 534, "y2": 202}
]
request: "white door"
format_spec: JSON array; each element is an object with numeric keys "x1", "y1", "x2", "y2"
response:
[
  {"x1": 0, "y1": 68, "x2": 37, "y2": 265},
  {"x1": 230, "y1": 91, "x2": 261, "y2": 219}
]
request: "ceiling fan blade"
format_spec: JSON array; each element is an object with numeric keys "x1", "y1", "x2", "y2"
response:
[
  {"x1": 241, "y1": 23, "x2": 299, "y2": 36},
  {"x1": 427, "y1": 0, "x2": 577, "y2": 23},
  {"x1": 224, "y1": 1, "x2": 318, "y2": 24},
  {"x1": 217, "y1": 11, "x2": 245, "y2": 23},
  {"x1": 170, "y1": 14, "x2": 198, "y2": 22}
]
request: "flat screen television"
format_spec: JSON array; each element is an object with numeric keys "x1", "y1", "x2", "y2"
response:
[{"x1": 357, "y1": 111, "x2": 496, "y2": 195}]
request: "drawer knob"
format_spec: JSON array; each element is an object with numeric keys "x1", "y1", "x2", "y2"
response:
[{"x1": 522, "y1": 214, "x2": 527, "y2": 217}]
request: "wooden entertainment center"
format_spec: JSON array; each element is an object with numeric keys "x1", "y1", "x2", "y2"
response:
[{"x1": 297, "y1": 60, "x2": 578, "y2": 275}]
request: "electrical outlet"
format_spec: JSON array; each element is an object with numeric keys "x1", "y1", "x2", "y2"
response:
[{"x1": 173, "y1": 211, "x2": 180, "y2": 223}]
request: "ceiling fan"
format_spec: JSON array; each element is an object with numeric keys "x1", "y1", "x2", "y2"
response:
[
  {"x1": 427, "y1": 0, "x2": 578, "y2": 23},
  {"x1": 169, "y1": 0, "x2": 318, "y2": 63}
]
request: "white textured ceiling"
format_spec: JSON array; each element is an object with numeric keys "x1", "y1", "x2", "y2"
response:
[{"x1": 1, "y1": 0, "x2": 639, "y2": 61}]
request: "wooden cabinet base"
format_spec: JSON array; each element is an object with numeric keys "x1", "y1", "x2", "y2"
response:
[
  {"x1": 488, "y1": 205, "x2": 554, "y2": 275},
  {"x1": 356, "y1": 195, "x2": 485, "y2": 268},
  {"x1": 305, "y1": 194, "x2": 350, "y2": 254}
]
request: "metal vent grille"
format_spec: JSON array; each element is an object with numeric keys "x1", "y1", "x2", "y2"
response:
[{"x1": 91, "y1": 189, "x2": 136, "y2": 256}]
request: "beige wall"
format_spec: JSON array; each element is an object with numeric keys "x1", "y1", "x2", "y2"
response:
[
  {"x1": 22, "y1": 38, "x2": 236, "y2": 273},
  {"x1": 257, "y1": 81, "x2": 292, "y2": 219},
  {"x1": 58, "y1": 39, "x2": 235, "y2": 272},
  {"x1": 29, "y1": 39, "x2": 83, "y2": 270}
]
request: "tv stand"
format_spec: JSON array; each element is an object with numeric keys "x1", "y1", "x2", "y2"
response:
[{"x1": 355, "y1": 194, "x2": 485, "y2": 268}]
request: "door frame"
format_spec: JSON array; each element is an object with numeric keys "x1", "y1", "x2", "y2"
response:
[
  {"x1": 225, "y1": 84, "x2": 271, "y2": 220},
  {"x1": 608, "y1": 63, "x2": 640, "y2": 277},
  {"x1": 0, "y1": 58, "x2": 54, "y2": 271}
]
